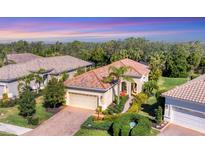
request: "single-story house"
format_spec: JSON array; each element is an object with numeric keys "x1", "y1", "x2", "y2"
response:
[
  {"x1": 0, "y1": 54, "x2": 93, "y2": 98},
  {"x1": 162, "y1": 74, "x2": 205, "y2": 133},
  {"x1": 64, "y1": 58, "x2": 150, "y2": 110},
  {"x1": 7, "y1": 53, "x2": 42, "y2": 64}
]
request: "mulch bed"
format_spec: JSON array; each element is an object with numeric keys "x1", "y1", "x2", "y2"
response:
[
  {"x1": 46, "y1": 106, "x2": 65, "y2": 113},
  {"x1": 152, "y1": 121, "x2": 169, "y2": 131}
]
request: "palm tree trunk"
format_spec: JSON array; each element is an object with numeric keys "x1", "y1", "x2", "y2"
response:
[{"x1": 117, "y1": 80, "x2": 121, "y2": 104}]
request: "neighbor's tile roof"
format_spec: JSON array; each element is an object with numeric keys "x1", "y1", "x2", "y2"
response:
[
  {"x1": 162, "y1": 74, "x2": 205, "y2": 104},
  {"x1": 64, "y1": 58, "x2": 150, "y2": 91},
  {"x1": 0, "y1": 55, "x2": 92, "y2": 82},
  {"x1": 7, "y1": 53, "x2": 42, "y2": 63}
]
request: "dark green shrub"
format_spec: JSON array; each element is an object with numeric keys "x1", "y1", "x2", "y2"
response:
[
  {"x1": 111, "y1": 113, "x2": 144, "y2": 136},
  {"x1": 155, "y1": 106, "x2": 163, "y2": 124},
  {"x1": 131, "y1": 117, "x2": 151, "y2": 136},
  {"x1": 103, "y1": 95, "x2": 129, "y2": 115},
  {"x1": 18, "y1": 89, "x2": 36, "y2": 117},
  {"x1": 27, "y1": 115, "x2": 39, "y2": 125},
  {"x1": 81, "y1": 116, "x2": 113, "y2": 130},
  {"x1": 0, "y1": 98, "x2": 18, "y2": 108},
  {"x1": 121, "y1": 125, "x2": 130, "y2": 136},
  {"x1": 113, "y1": 122, "x2": 121, "y2": 136}
]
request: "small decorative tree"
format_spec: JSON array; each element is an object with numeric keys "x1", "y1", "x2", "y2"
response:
[
  {"x1": 18, "y1": 89, "x2": 36, "y2": 117},
  {"x1": 96, "y1": 106, "x2": 103, "y2": 120},
  {"x1": 155, "y1": 106, "x2": 163, "y2": 125},
  {"x1": 43, "y1": 77, "x2": 66, "y2": 108},
  {"x1": 143, "y1": 80, "x2": 159, "y2": 96}
]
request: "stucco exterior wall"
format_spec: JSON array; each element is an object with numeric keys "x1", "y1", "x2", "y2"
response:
[{"x1": 6, "y1": 81, "x2": 19, "y2": 97}]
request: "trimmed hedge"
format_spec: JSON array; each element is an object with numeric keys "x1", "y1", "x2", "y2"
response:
[
  {"x1": 103, "y1": 95, "x2": 129, "y2": 115},
  {"x1": 81, "y1": 116, "x2": 113, "y2": 130},
  {"x1": 131, "y1": 117, "x2": 151, "y2": 136},
  {"x1": 112, "y1": 113, "x2": 151, "y2": 136}
]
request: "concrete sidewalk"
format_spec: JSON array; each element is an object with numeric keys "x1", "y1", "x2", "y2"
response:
[{"x1": 0, "y1": 122, "x2": 32, "y2": 135}]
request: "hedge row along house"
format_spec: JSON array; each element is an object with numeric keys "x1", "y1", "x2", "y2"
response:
[
  {"x1": 64, "y1": 58, "x2": 150, "y2": 110},
  {"x1": 0, "y1": 53, "x2": 93, "y2": 99}
]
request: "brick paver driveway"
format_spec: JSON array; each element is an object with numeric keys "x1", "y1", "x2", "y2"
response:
[
  {"x1": 159, "y1": 124, "x2": 205, "y2": 136},
  {"x1": 23, "y1": 106, "x2": 94, "y2": 136}
]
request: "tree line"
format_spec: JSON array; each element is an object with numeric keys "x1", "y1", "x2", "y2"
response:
[{"x1": 0, "y1": 37, "x2": 205, "y2": 78}]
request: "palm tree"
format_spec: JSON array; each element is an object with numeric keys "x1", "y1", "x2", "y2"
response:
[
  {"x1": 34, "y1": 74, "x2": 44, "y2": 93},
  {"x1": 103, "y1": 66, "x2": 134, "y2": 104},
  {"x1": 0, "y1": 50, "x2": 7, "y2": 66}
]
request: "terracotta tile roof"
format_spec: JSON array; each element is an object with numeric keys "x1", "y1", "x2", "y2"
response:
[
  {"x1": 64, "y1": 58, "x2": 150, "y2": 91},
  {"x1": 0, "y1": 55, "x2": 92, "y2": 82},
  {"x1": 7, "y1": 53, "x2": 42, "y2": 63},
  {"x1": 162, "y1": 74, "x2": 205, "y2": 104}
]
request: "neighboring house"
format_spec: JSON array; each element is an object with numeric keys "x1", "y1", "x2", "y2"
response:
[
  {"x1": 64, "y1": 58, "x2": 150, "y2": 110},
  {"x1": 7, "y1": 53, "x2": 42, "y2": 64},
  {"x1": 162, "y1": 74, "x2": 205, "y2": 133},
  {"x1": 0, "y1": 55, "x2": 93, "y2": 99}
]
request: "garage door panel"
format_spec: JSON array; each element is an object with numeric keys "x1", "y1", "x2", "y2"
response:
[
  {"x1": 69, "y1": 93, "x2": 97, "y2": 110},
  {"x1": 172, "y1": 107, "x2": 205, "y2": 133}
]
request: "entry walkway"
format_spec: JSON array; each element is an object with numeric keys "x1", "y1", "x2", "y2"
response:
[
  {"x1": 122, "y1": 96, "x2": 133, "y2": 113},
  {"x1": 0, "y1": 122, "x2": 32, "y2": 135}
]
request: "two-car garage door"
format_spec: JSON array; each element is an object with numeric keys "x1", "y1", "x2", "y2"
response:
[
  {"x1": 172, "y1": 106, "x2": 205, "y2": 133},
  {"x1": 68, "y1": 93, "x2": 98, "y2": 110}
]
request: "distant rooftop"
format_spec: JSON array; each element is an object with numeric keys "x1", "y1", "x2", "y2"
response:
[
  {"x1": 162, "y1": 74, "x2": 205, "y2": 104},
  {"x1": 7, "y1": 53, "x2": 42, "y2": 64},
  {"x1": 0, "y1": 55, "x2": 92, "y2": 82}
]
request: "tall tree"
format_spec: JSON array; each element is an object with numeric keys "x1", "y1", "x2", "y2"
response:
[
  {"x1": 43, "y1": 77, "x2": 66, "y2": 108},
  {"x1": 18, "y1": 89, "x2": 36, "y2": 117},
  {"x1": 90, "y1": 47, "x2": 107, "y2": 66},
  {"x1": 165, "y1": 45, "x2": 189, "y2": 77},
  {"x1": 187, "y1": 41, "x2": 203, "y2": 70}
]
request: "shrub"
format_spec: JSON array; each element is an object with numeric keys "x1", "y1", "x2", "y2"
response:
[
  {"x1": 121, "y1": 125, "x2": 130, "y2": 136},
  {"x1": 128, "y1": 92, "x2": 148, "y2": 113},
  {"x1": 143, "y1": 80, "x2": 158, "y2": 96},
  {"x1": 135, "y1": 92, "x2": 148, "y2": 104},
  {"x1": 81, "y1": 116, "x2": 113, "y2": 130},
  {"x1": 155, "y1": 106, "x2": 163, "y2": 124},
  {"x1": 131, "y1": 117, "x2": 151, "y2": 136},
  {"x1": 18, "y1": 89, "x2": 36, "y2": 117},
  {"x1": 27, "y1": 115, "x2": 39, "y2": 125},
  {"x1": 103, "y1": 95, "x2": 129, "y2": 115},
  {"x1": 113, "y1": 122, "x2": 121, "y2": 136},
  {"x1": 43, "y1": 77, "x2": 66, "y2": 108},
  {"x1": 127, "y1": 103, "x2": 140, "y2": 113},
  {"x1": 111, "y1": 113, "x2": 144, "y2": 136},
  {"x1": 2, "y1": 93, "x2": 9, "y2": 101},
  {"x1": 0, "y1": 98, "x2": 18, "y2": 108}
]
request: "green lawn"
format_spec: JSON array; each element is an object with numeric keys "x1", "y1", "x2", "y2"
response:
[
  {"x1": 158, "y1": 76, "x2": 188, "y2": 91},
  {"x1": 139, "y1": 76, "x2": 188, "y2": 118},
  {"x1": 0, "y1": 131, "x2": 16, "y2": 136},
  {"x1": 74, "y1": 129, "x2": 111, "y2": 136},
  {"x1": 0, "y1": 97, "x2": 54, "y2": 128}
]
